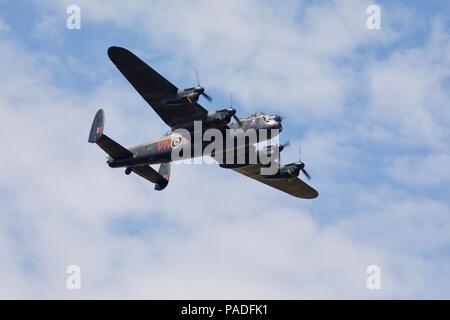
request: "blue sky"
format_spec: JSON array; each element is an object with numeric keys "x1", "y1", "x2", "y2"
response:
[{"x1": 0, "y1": 0, "x2": 450, "y2": 298}]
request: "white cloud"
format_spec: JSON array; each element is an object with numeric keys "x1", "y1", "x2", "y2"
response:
[
  {"x1": 366, "y1": 19, "x2": 450, "y2": 150},
  {"x1": 385, "y1": 153, "x2": 450, "y2": 187},
  {"x1": 37, "y1": 0, "x2": 402, "y2": 119},
  {"x1": 0, "y1": 17, "x2": 9, "y2": 34},
  {"x1": 0, "y1": 0, "x2": 449, "y2": 299}
]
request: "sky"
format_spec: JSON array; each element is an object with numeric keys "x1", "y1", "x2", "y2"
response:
[{"x1": 0, "y1": 0, "x2": 449, "y2": 299}]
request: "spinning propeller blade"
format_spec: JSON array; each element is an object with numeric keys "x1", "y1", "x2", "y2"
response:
[
  {"x1": 298, "y1": 146, "x2": 311, "y2": 180},
  {"x1": 230, "y1": 93, "x2": 242, "y2": 126},
  {"x1": 202, "y1": 92, "x2": 213, "y2": 102},
  {"x1": 196, "y1": 70, "x2": 213, "y2": 102}
]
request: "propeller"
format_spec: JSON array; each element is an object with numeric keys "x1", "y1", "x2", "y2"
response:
[
  {"x1": 196, "y1": 70, "x2": 213, "y2": 102},
  {"x1": 272, "y1": 115, "x2": 285, "y2": 122},
  {"x1": 279, "y1": 140, "x2": 290, "y2": 152},
  {"x1": 297, "y1": 146, "x2": 311, "y2": 180},
  {"x1": 229, "y1": 93, "x2": 242, "y2": 126}
]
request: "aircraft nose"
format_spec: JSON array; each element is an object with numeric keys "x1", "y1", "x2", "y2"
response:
[
  {"x1": 276, "y1": 121, "x2": 283, "y2": 131},
  {"x1": 273, "y1": 115, "x2": 282, "y2": 122}
]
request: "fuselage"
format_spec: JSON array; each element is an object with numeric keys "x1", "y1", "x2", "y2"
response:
[{"x1": 107, "y1": 112, "x2": 283, "y2": 169}]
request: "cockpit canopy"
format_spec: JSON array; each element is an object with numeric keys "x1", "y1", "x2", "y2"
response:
[
  {"x1": 243, "y1": 112, "x2": 281, "y2": 122},
  {"x1": 245, "y1": 112, "x2": 266, "y2": 119}
]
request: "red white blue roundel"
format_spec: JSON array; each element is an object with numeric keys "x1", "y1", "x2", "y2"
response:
[{"x1": 171, "y1": 136, "x2": 183, "y2": 148}]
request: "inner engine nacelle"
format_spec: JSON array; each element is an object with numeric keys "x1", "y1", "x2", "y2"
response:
[
  {"x1": 204, "y1": 108, "x2": 236, "y2": 128},
  {"x1": 258, "y1": 144, "x2": 285, "y2": 158}
]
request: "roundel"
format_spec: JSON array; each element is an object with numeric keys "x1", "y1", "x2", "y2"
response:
[{"x1": 171, "y1": 136, "x2": 183, "y2": 148}]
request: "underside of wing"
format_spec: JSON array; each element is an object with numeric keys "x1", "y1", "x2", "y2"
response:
[
  {"x1": 108, "y1": 46, "x2": 208, "y2": 128},
  {"x1": 230, "y1": 164, "x2": 319, "y2": 199},
  {"x1": 132, "y1": 165, "x2": 167, "y2": 185}
]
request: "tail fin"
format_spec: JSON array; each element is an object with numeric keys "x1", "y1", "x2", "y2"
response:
[
  {"x1": 88, "y1": 109, "x2": 105, "y2": 143},
  {"x1": 155, "y1": 163, "x2": 171, "y2": 191},
  {"x1": 88, "y1": 109, "x2": 133, "y2": 160}
]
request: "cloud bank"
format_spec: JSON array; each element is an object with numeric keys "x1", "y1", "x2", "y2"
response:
[{"x1": 0, "y1": 0, "x2": 449, "y2": 298}]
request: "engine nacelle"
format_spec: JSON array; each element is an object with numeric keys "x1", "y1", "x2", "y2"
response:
[
  {"x1": 204, "y1": 108, "x2": 236, "y2": 128},
  {"x1": 262, "y1": 163, "x2": 300, "y2": 180},
  {"x1": 162, "y1": 89, "x2": 200, "y2": 105}
]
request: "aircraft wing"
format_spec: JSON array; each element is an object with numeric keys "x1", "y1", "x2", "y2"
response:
[
  {"x1": 229, "y1": 164, "x2": 319, "y2": 199},
  {"x1": 132, "y1": 165, "x2": 168, "y2": 185},
  {"x1": 108, "y1": 46, "x2": 208, "y2": 128}
]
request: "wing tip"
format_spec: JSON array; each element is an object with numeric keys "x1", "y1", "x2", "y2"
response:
[
  {"x1": 107, "y1": 46, "x2": 129, "y2": 61},
  {"x1": 303, "y1": 187, "x2": 319, "y2": 199},
  {"x1": 294, "y1": 192, "x2": 318, "y2": 199}
]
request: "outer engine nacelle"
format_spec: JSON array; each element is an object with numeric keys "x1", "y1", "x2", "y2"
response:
[
  {"x1": 262, "y1": 163, "x2": 301, "y2": 180},
  {"x1": 162, "y1": 88, "x2": 202, "y2": 105}
]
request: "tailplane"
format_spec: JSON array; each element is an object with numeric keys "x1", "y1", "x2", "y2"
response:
[
  {"x1": 88, "y1": 108, "x2": 133, "y2": 160},
  {"x1": 155, "y1": 163, "x2": 171, "y2": 191},
  {"x1": 89, "y1": 109, "x2": 171, "y2": 190}
]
